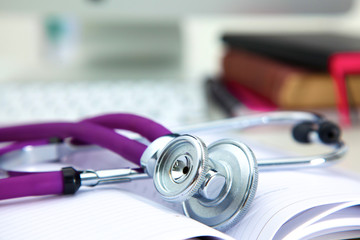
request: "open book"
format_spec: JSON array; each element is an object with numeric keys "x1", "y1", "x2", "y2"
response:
[{"x1": 1, "y1": 132, "x2": 360, "y2": 240}]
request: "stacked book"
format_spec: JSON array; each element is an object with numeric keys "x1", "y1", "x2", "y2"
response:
[{"x1": 218, "y1": 33, "x2": 360, "y2": 112}]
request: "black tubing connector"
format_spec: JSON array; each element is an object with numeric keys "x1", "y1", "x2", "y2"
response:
[{"x1": 61, "y1": 167, "x2": 81, "y2": 195}]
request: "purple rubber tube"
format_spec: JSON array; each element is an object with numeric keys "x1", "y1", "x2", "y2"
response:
[
  {"x1": 0, "y1": 114, "x2": 172, "y2": 200},
  {"x1": 0, "y1": 122, "x2": 148, "y2": 200},
  {"x1": 0, "y1": 113, "x2": 172, "y2": 156},
  {"x1": 82, "y1": 113, "x2": 172, "y2": 142},
  {"x1": 0, "y1": 171, "x2": 63, "y2": 200},
  {"x1": 0, "y1": 121, "x2": 147, "y2": 165}
]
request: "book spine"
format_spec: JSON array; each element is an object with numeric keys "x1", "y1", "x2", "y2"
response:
[
  {"x1": 222, "y1": 49, "x2": 360, "y2": 108},
  {"x1": 222, "y1": 49, "x2": 306, "y2": 107},
  {"x1": 223, "y1": 80, "x2": 278, "y2": 111}
]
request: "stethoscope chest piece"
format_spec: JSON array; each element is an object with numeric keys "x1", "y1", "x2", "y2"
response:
[
  {"x1": 182, "y1": 139, "x2": 258, "y2": 231},
  {"x1": 153, "y1": 135, "x2": 209, "y2": 202}
]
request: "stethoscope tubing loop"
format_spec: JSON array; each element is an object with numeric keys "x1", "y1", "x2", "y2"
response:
[{"x1": 177, "y1": 111, "x2": 323, "y2": 134}]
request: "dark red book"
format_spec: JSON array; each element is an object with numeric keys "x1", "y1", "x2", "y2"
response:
[
  {"x1": 222, "y1": 33, "x2": 360, "y2": 71},
  {"x1": 222, "y1": 33, "x2": 360, "y2": 124},
  {"x1": 222, "y1": 48, "x2": 360, "y2": 108}
]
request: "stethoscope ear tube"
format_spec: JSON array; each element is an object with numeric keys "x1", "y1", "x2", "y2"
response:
[{"x1": 256, "y1": 141, "x2": 346, "y2": 169}]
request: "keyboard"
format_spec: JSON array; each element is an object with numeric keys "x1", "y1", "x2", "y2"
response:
[{"x1": 0, "y1": 80, "x2": 207, "y2": 127}]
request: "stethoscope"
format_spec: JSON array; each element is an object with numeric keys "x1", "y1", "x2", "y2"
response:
[{"x1": 0, "y1": 111, "x2": 347, "y2": 231}]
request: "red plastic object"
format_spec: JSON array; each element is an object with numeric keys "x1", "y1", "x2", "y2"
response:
[
  {"x1": 329, "y1": 52, "x2": 360, "y2": 126},
  {"x1": 224, "y1": 80, "x2": 278, "y2": 111}
]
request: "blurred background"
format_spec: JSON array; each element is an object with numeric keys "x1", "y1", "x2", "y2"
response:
[
  {"x1": 0, "y1": 0, "x2": 358, "y2": 83},
  {"x1": 0, "y1": 0, "x2": 360, "y2": 169}
]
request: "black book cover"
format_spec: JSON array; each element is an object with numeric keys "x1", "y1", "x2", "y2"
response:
[{"x1": 222, "y1": 33, "x2": 360, "y2": 71}]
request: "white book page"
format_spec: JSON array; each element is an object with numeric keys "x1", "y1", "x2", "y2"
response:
[
  {"x1": 312, "y1": 230, "x2": 360, "y2": 240},
  {"x1": 225, "y1": 168, "x2": 360, "y2": 240},
  {"x1": 283, "y1": 206, "x2": 360, "y2": 239},
  {"x1": 0, "y1": 188, "x2": 233, "y2": 240},
  {"x1": 277, "y1": 202, "x2": 360, "y2": 239}
]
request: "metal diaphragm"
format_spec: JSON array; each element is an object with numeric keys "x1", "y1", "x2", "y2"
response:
[
  {"x1": 153, "y1": 135, "x2": 209, "y2": 203},
  {"x1": 182, "y1": 139, "x2": 258, "y2": 231}
]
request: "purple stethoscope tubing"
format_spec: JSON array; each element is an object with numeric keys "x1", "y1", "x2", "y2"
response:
[
  {"x1": 80, "y1": 113, "x2": 171, "y2": 142},
  {"x1": 0, "y1": 113, "x2": 172, "y2": 201}
]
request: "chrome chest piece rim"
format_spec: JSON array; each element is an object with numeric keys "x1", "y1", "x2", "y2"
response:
[
  {"x1": 153, "y1": 135, "x2": 209, "y2": 202},
  {"x1": 182, "y1": 139, "x2": 258, "y2": 231}
]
